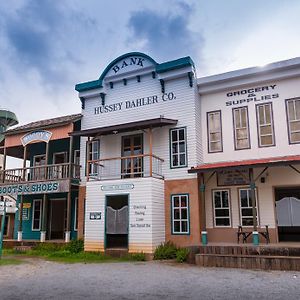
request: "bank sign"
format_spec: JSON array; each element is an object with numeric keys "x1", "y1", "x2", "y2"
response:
[{"x1": 0, "y1": 181, "x2": 69, "y2": 196}]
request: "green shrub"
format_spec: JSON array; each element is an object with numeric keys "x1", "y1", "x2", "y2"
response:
[
  {"x1": 176, "y1": 248, "x2": 190, "y2": 263},
  {"x1": 126, "y1": 252, "x2": 146, "y2": 261},
  {"x1": 65, "y1": 239, "x2": 84, "y2": 254},
  {"x1": 33, "y1": 243, "x2": 63, "y2": 254},
  {"x1": 153, "y1": 241, "x2": 177, "y2": 260}
]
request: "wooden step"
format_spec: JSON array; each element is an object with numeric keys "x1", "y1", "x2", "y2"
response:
[
  {"x1": 105, "y1": 248, "x2": 128, "y2": 258},
  {"x1": 195, "y1": 253, "x2": 300, "y2": 271}
]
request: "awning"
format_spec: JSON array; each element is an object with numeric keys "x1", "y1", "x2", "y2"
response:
[
  {"x1": 70, "y1": 117, "x2": 178, "y2": 137},
  {"x1": 188, "y1": 155, "x2": 300, "y2": 173}
]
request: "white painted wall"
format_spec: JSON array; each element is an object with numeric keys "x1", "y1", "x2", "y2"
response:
[
  {"x1": 200, "y1": 77, "x2": 300, "y2": 164},
  {"x1": 84, "y1": 177, "x2": 164, "y2": 253}
]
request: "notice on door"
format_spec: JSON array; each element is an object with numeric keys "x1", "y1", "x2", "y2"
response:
[{"x1": 130, "y1": 205, "x2": 151, "y2": 228}]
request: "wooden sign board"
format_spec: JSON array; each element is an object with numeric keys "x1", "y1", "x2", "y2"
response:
[{"x1": 217, "y1": 169, "x2": 250, "y2": 186}]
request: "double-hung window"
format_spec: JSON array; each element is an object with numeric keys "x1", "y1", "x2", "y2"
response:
[
  {"x1": 170, "y1": 128, "x2": 187, "y2": 168},
  {"x1": 213, "y1": 190, "x2": 231, "y2": 227},
  {"x1": 256, "y1": 103, "x2": 275, "y2": 147},
  {"x1": 233, "y1": 107, "x2": 250, "y2": 150},
  {"x1": 88, "y1": 140, "x2": 100, "y2": 176},
  {"x1": 239, "y1": 188, "x2": 258, "y2": 226},
  {"x1": 286, "y1": 98, "x2": 300, "y2": 144},
  {"x1": 32, "y1": 199, "x2": 42, "y2": 231},
  {"x1": 171, "y1": 194, "x2": 189, "y2": 234},
  {"x1": 207, "y1": 110, "x2": 223, "y2": 153}
]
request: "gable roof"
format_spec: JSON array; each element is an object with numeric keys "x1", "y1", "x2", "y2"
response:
[{"x1": 5, "y1": 113, "x2": 82, "y2": 136}]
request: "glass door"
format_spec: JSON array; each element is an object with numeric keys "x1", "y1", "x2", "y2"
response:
[{"x1": 122, "y1": 134, "x2": 143, "y2": 178}]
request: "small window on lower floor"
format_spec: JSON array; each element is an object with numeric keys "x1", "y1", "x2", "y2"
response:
[
  {"x1": 171, "y1": 194, "x2": 190, "y2": 234},
  {"x1": 239, "y1": 188, "x2": 259, "y2": 226},
  {"x1": 213, "y1": 190, "x2": 231, "y2": 227},
  {"x1": 32, "y1": 199, "x2": 42, "y2": 231}
]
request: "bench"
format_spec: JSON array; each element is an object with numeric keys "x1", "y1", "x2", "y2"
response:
[{"x1": 237, "y1": 225, "x2": 270, "y2": 244}]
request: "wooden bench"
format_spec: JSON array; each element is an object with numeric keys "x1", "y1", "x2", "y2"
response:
[{"x1": 237, "y1": 225, "x2": 270, "y2": 244}]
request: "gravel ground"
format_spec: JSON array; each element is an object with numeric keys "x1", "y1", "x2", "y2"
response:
[{"x1": 0, "y1": 258, "x2": 300, "y2": 300}]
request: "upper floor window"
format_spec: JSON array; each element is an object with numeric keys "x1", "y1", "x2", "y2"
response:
[
  {"x1": 88, "y1": 140, "x2": 100, "y2": 175},
  {"x1": 207, "y1": 110, "x2": 223, "y2": 153},
  {"x1": 256, "y1": 103, "x2": 275, "y2": 147},
  {"x1": 286, "y1": 98, "x2": 300, "y2": 144},
  {"x1": 233, "y1": 107, "x2": 250, "y2": 150},
  {"x1": 170, "y1": 128, "x2": 187, "y2": 168}
]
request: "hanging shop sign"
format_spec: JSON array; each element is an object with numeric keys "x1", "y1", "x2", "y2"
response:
[
  {"x1": 89, "y1": 212, "x2": 102, "y2": 220},
  {"x1": 0, "y1": 180, "x2": 69, "y2": 196},
  {"x1": 225, "y1": 84, "x2": 279, "y2": 106},
  {"x1": 22, "y1": 207, "x2": 30, "y2": 221},
  {"x1": 101, "y1": 183, "x2": 134, "y2": 191},
  {"x1": 217, "y1": 169, "x2": 250, "y2": 186},
  {"x1": 21, "y1": 130, "x2": 52, "y2": 146}
]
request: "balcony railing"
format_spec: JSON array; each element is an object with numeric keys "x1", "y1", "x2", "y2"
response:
[
  {"x1": 88, "y1": 154, "x2": 164, "y2": 181},
  {"x1": 0, "y1": 163, "x2": 81, "y2": 184}
]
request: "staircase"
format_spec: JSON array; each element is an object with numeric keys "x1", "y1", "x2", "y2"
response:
[{"x1": 194, "y1": 245, "x2": 300, "y2": 271}]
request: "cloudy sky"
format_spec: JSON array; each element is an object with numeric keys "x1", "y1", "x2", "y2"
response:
[{"x1": 1, "y1": 0, "x2": 300, "y2": 126}]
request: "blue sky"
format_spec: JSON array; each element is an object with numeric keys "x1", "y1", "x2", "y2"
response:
[{"x1": 1, "y1": 0, "x2": 300, "y2": 125}]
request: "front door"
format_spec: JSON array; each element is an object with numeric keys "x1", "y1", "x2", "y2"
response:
[
  {"x1": 105, "y1": 195, "x2": 128, "y2": 249},
  {"x1": 122, "y1": 134, "x2": 143, "y2": 178},
  {"x1": 49, "y1": 199, "x2": 66, "y2": 239},
  {"x1": 33, "y1": 155, "x2": 46, "y2": 180},
  {"x1": 275, "y1": 187, "x2": 300, "y2": 242},
  {"x1": 53, "y1": 152, "x2": 68, "y2": 179}
]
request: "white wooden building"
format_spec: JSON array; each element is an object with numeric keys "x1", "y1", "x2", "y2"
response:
[{"x1": 74, "y1": 53, "x2": 300, "y2": 252}]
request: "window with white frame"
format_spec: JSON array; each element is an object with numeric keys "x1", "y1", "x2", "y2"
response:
[
  {"x1": 74, "y1": 197, "x2": 78, "y2": 231},
  {"x1": 32, "y1": 199, "x2": 42, "y2": 231},
  {"x1": 286, "y1": 98, "x2": 300, "y2": 143},
  {"x1": 213, "y1": 190, "x2": 231, "y2": 226},
  {"x1": 207, "y1": 111, "x2": 222, "y2": 153},
  {"x1": 256, "y1": 103, "x2": 275, "y2": 147},
  {"x1": 233, "y1": 107, "x2": 250, "y2": 150},
  {"x1": 171, "y1": 194, "x2": 189, "y2": 234},
  {"x1": 170, "y1": 128, "x2": 187, "y2": 168},
  {"x1": 88, "y1": 140, "x2": 100, "y2": 175},
  {"x1": 239, "y1": 188, "x2": 258, "y2": 226}
]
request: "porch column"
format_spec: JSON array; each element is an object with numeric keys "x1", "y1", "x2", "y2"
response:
[
  {"x1": 18, "y1": 145, "x2": 27, "y2": 241},
  {"x1": 65, "y1": 136, "x2": 73, "y2": 242},
  {"x1": 200, "y1": 173, "x2": 207, "y2": 245},
  {"x1": 40, "y1": 141, "x2": 50, "y2": 242},
  {"x1": 149, "y1": 128, "x2": 153, "y2": 177},
  {"x1": 249, "y1": 168, "x2": 259, "y2": 245}
]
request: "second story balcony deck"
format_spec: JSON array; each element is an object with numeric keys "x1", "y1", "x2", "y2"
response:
[
  {"x1": 87, "y1": 154, "x2": 164, "y2": 181},
  {"x1": 0, "y1": 163, "x2": 81, "y2": 185}
]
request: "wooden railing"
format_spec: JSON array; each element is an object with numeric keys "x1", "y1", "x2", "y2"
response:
[
  {"x1": 87, "y1": 154, "x2": 164, "y2": 181},
  {"x1": 0, "y1": 163, "x2": 81, "y2": 184}
]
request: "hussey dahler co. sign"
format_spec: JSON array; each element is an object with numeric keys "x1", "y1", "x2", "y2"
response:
[
  {"x1": 94, "y1": 92, "x2": 176, "y2": 115},
  {"x1": 226, "y1": 84, "x2": 279, "y2": 106},
  {"x1": 21, "y1": 130, "x2": 52, "y2": 146},
  {"x1": 0, "y1": 181, "x2": 69, "y2": 196}
]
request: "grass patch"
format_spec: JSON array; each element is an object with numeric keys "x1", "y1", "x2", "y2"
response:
[
  {"x1": 153, "y1": 241, "x2": 190, "y2": 263},
  {"x1": 0, "y1": 257, "x2": 23, "y2": 266},
  {"x1": 2, "y1": 239, "x2": 147, "y2": 264}
]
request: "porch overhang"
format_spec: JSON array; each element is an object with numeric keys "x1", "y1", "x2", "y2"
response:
[
  {"x1": 70, "y1": 117, "x2": 178, "y2": 137},
  {"x1": 188, "y1": 155, "x2": 300, "y2": 173}
]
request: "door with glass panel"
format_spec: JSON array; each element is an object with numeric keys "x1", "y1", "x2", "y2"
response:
[
  {"x1": 122, "y1": 134, "x2": 143, "y2": 178},
  {"x1": 33, "y1": 155, "x2": 46, "y2": 180}
]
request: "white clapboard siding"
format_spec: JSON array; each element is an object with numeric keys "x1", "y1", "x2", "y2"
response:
[
  {"x1": 84, "y1": 177, "x2": 165, "y2": 253},
  {"x1": 201, "y1": 76, "x2": 300, "y2": 164},
  {"x1": 80, "y1": 73, "x2": 198, "y2": 181}
]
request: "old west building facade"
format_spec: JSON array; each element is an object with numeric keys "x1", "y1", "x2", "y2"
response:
[
  {"x1": 75, "y1": 53, "x2": 300, "y2": 252},
  {"x1": 2, "y1": 53, "x2": 300, "y2": 251},
  {"x1": 0, "y1": 114, "x2": 82, "y2": 242}
]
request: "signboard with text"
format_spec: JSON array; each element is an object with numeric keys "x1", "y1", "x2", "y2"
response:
[{"x1": 217, "y1": 169, "x2": 250, "y2": 186}]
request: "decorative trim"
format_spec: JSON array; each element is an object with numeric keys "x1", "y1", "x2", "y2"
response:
[
  {"x1": 152, "y1": 71, "x2": 156, "y2": 79},
  {"x1": 136, "y1": 75, "x2": 141, "y2": 82},
  {"x1": 123, "y1": 79, "x2": 127, "y2": 86},
  {"x1": 109, "y1": 82, "x2": 113, "y2": 89},
  {"x1": 160, "y1": 79, "x2": 165, "y2": 93},
  {"x1": 188, "y1": 72, "x2": 193, "y2": 87},
  {"x1": 79, "y1": 97, "x2": 85, "y2": 109},
  {"x1": 100, "y1": 93, "x2": 106, "y2": 106}
]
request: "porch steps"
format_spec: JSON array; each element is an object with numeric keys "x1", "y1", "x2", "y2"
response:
[
  {"x1": 14, "y1": 245, "x2": 33, "y2": 252},
  {"x1": 193, "y1": 245, "x2": 300, "y2": 271},
  {"x1": 105, "y1": 248, "x2": 128, "y2": 258}
]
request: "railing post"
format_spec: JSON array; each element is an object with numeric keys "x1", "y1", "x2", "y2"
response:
[{"x1": 149, "y1": 128, "x2": 153, "y2": 177}]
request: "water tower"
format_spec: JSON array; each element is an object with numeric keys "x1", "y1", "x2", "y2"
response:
[{"x1": 0, "y1": 109, "x2": 18, "y2": 143}]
